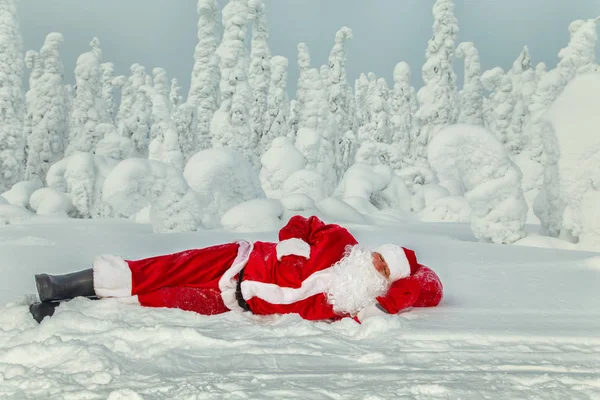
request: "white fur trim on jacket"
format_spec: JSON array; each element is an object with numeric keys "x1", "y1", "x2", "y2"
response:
[
  {"x1": 93, "y1": 255, "x2": 133, "y2": 298},
  {"x1": 356, "y1": 303, "x2": 388, "y2": 322},
  {"x1": 219, "y1": 240, "x2": 253, "y2": 312},
  {"x1": 276, "y1": 238, "x2": 311, "y2": 261},
  {"x1": 241, "y1": 269, "x2": 333, "y2": 305}
]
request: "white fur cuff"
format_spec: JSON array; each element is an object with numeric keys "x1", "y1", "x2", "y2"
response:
[
  {"x1": 276, "y1": 238, "x2": 311, "y2": 261},
  {"x1": 93, "y1": 255, "x2": 133, "y2": 298}
]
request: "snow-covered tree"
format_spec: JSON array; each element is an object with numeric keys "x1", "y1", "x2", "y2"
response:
[
  {"x1": 415, "y1": 0, "x2": 459, "y2": 159},
  {"x1": 149, "y1": 123, "x2": 185, "y2": 171},
  {"x1": 482, "y1": 67, "x2": 519, "y2": 153},
  {"x1": 169, "y1": 78, "x2": 183, "y2": 110},
  {"x1": 24, "y1": 33, "x2": 69, "y2": 183},
  {"x1": 290, "y1": 42, "x2": 311, "y2": 136},
  {"x1": 188, "y1": 0, "x2": 220, "y2": 150},
  {"x1": 354, "y1": 73, "x2": 370, "y2": 143},
  {"x1": 261, "y1": 55, "x2": 289, "y2": 153},
  {"x1": 66, "y1": 38, "x2": 110, "y2": 156},
  {"x1": 390, "y1": 62, "x2": 417, "y2": 161},
  {"x1": 429, "y1": 124, "x2": 528, "y2": 244},
  {"x1": 47, "y1": 153, "x2": 118, "y2": 219},
  {"x1": 104, "y1": 158, "x2": 205, "y2": 233},
  {"x1": 558, "y1": 19, "x2": 598, "y2": 77},
  {"x1": 117, "y1": 64, "x2": 152, "y2": 156},
  {"x1": 327, "y1": 27, "x2": 353, "y2": 136},
  {"x1": 94, "y1": 123, "x2": 136, "y2": 161},
  {"x1": 211, "y1": 0, "x2": 257, "y2": 166},
  {"x1": 101, "y1": 62, "x2": 117, "y2": 122},
  {"x1": 260, "y1": 136, "x2": 306, "y2": 198},
  {"x1": 172, "y1": 102, "x2": 198, "y2": 162},
  {"x1": 248, "y1": 0, "x2": 271, "y2": 145},
  {"x1": 455, "y1": 42, "x2": 484, "y2": 126},
  {"x1": 508, "y1": 47, "x2": 534, "y2": 147},
  {"x1": 367, "y1": 78, "x2": 391, "y2": 144},
  {"x1": 526, "y1": 18, "x2": 598, "y2": 168},
  {"x1": 152, "y1": 68, "x2": 170, "y2": 105},
  {"x1": 0, "y1": 0, "x2": 25, "y2": 192}
]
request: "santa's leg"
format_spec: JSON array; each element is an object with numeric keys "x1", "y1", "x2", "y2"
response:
[
  {"x1": 35, "y1": 268, "x2": 95, "y2": 302},
  {"x1": 137, "y1": 286, "x2": 229, "y2": 316},
  {"x1": 93, "y1": 243, "x2": 241, "y2": 298},
  {"x1": 412, "y1": 265, "x2": 443, "y2": 307}
]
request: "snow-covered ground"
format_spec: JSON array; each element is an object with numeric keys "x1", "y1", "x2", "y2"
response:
[{"x1": 1, "y1": 217, "x2": 599, "y2": 399}]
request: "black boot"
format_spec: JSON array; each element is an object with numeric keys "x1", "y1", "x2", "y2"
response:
[
  {"x1": 29, "y1": 301, "x2": 60, "y2": 323},
  {"x1": 35, "y1": 268, "x2": 95, "y2": 302}
]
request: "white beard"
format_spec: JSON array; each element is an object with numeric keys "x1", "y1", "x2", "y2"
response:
[{"x1": 326, "y1": 245, "x2": 391, "y2": 316}]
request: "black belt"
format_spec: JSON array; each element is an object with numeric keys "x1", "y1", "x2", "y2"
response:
[{"x1": 235, "y1": 268, "x2": 251, "y2": 312}]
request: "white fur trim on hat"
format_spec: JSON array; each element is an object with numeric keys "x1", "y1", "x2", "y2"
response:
[{"x1": 373, "y1": 244, "x2": 411, "y2": 281}]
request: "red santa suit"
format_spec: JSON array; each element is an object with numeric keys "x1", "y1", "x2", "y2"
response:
[{"x1": 92, "y1": 216, "x2": 443, "y2": 322}]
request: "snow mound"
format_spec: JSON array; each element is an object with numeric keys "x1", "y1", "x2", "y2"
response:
[
  {"x1": 29, "y1": 188, "x2": 74, "y2": 217},
  {"x1": 221, "y1": 198, "x2": 283, "y2": 233},
  {"x1": 260, "y1": 137, "x2": 306, "y2": 198},
  {"x1": 0, "y1": 204, "x2": 34, "y2": 225},
  {"x1": 540, "y1": 73, "x2": 600, "y2": 248},
  {"x1": 103, "y1": 159, "x2": 205, "y2": 233},
  {"x1": 335, "y1": 164, "x2": 411, "y2": 213},
  {"x1": 420, "y1": 196, "x2": 471, "y2": 223},
  {"x1": 316, "y1": 197, "x2": 368, "y2": 224},
  {"x1": 421, "y1": 184, "x2": 450, "y2": 207},
  {"x1": 428, "y1": 124, "x2": 528, "y2": 244},
  {"x1": 280, "y1": 194, "x2": 322, "y2": 221},
  {"x1": 0, "y1": 196, "x2": 7, "y2": 205},
  {"x1": 282, "y1": 169, "x2": 326, "y2": 202},
  {"x1": 1, "y1": 178, "x2": 43, "y2": 208},
  {"x1": 47, "y1": 153, "x2": 118, "y2": 219},
  {"x1": 184, "y1": 148, "x2": 265, "y2": 228},
  {"x1": 514, "y1": 234, "x2": 577, "y2": 251}
]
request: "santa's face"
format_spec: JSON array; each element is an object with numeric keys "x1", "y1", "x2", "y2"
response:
[
  {"x1": 372, "y1": 252, "x2": 390, "y2": 280},
  {"x1": 326, "y1": 245, "x2": 391, "y2": 316}
]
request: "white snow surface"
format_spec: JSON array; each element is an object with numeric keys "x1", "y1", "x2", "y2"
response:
[{"x1": 0, "y1": 217, "x2": 599, "y2": 399}]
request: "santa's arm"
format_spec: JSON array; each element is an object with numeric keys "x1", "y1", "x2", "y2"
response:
[
  {"x1": 276, "y1": 215, "x2": 357, "y2": 261},
  {"x1": 355, "y1": 277, "x2": 421, "y2": 323}
]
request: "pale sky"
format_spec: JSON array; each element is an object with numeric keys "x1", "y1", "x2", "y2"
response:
[{"x1": 18, "y1": 0, "x2": 600, "y2": 95}]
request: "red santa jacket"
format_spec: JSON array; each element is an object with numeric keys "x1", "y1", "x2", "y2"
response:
[{"x1": 218, "y1": 215, "x2": 438, "y2": 322}]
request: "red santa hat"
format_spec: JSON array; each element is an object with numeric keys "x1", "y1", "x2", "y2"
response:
[{"x1": 373, "y1": 244, "x2": 413, "y2": 281}]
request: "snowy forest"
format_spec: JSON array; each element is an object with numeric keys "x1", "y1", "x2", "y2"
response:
[{"x1": 1, "y1": 0, "x2": 600, "y2": 251}]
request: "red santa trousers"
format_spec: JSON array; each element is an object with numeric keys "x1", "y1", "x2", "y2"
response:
[{"x1": 92, "y1": 242, "x2": 243, "y2": 315}]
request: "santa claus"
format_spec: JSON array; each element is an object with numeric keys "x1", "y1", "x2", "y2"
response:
[{"x1": 30, "y1": 215, "x2": 443, "y2": 323}]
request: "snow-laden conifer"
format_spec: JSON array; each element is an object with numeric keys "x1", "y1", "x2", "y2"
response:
[
  {"x1": 101, "y1": 62, "x2": 117, "y2": 122},
  {"x1": 248, "y1": 0, "x2": 271, "y2": 146},
  {"x1": 211, "y1": 0, "x2": 257, "y2": 166},
  {"x1": 25, "y1": 33, "x2": 69, "y2": 182},
  {"x1": 0, "y1": 0, "x2": 25, "y2": 192},
  {"x1": 188, "y1": 0, "x2": 220, "y2": 147},
  {"x1": 261, "y1": 56, "x2": 289, "y2": 153},
  {"x1": 65, "y1": 38, "x2": 110, "y2": 156},
  {"x1": 170, "y1": 78, "x2": 183, "y2": 110},
  {"x1": 415, "y1": 0, "x2": 459, "y2": 159},
  {"x1": 327, "y1": 27, "x2": 353, "y2": 136},
  {"x1": 291, "y1": 42, "x2": 311, "y2": 135},
  {"x1": 481, "y1": 67, "x2": 519, "y2": 153},
  {"x1": 390, "y1": 62, "x2": 417, "y2": 161},
  {"x1": 456, "y1": 42, "x2": 484, "y2": 126}
]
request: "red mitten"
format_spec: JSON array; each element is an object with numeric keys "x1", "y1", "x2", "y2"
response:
[{"x1": 376, "y1": 276, "x2": 421, "y2": 314}]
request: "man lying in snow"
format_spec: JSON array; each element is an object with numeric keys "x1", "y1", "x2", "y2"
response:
[{"x1": 30, "y1": 215, "x2": 443, "y2": 323}]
